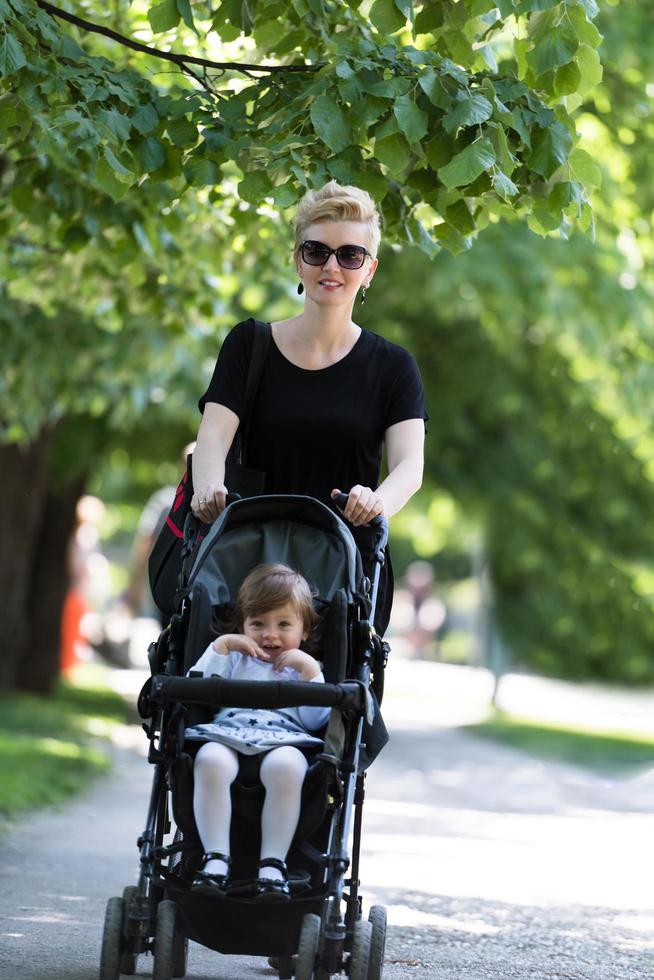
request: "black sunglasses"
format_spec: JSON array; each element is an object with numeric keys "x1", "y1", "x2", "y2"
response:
[{"x1": 300, "y1": 240, "x2": 372, "y2": 270}]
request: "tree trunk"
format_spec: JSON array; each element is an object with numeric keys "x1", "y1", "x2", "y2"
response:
[
  {"x1": 18, "y1": 476, "x2": 87, "y2": 694},
  {"x1": 0, "y1": 434, "x2": 54, "y2": 691}
]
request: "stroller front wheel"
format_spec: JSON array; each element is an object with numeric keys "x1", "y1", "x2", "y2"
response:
[
  {"x1": 119, "y1": 886, "x2": 138, "y2": 975},
  {"x1": 98, "y1": 896, "x2": 123, "y2": 980},
  {"x1": 295, "y1": 913, "x2": 322, "y2": 980},
  {"x1": 348, "y1": 919, "x2": 372, "y2": 980},
  {"x1": 367, "y1": 905, "x2": 387, "y2": 980},
  {"x1": 153, "y1": 900, "x2": 177, "y2": 980}
]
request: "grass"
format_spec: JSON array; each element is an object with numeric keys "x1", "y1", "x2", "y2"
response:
[
  {"x1": 465, "y1": 710, "x2": 654, "y2": 773},
  {"x1": 1, "y1": 666, "x2": 137, "y2": 822}
]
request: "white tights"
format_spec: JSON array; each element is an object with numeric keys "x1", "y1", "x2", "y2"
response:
[{"x1": 192, "y1": 742, "x2": 308, "y2": 880}]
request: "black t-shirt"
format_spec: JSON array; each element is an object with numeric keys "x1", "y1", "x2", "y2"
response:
[{"x1": 199, "y1": 319, "x2": 428, "y2": 507}]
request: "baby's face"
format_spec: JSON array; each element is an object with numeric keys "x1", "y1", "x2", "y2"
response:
[{"x1": 243, "y1": 602, "x2": 307, "y2": 660}]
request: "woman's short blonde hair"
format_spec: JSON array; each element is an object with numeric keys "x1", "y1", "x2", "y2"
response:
[{"x1": 294, "y1": 181, "x2": 381, "y2": 258}]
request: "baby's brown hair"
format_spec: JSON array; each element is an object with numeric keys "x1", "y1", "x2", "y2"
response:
[{"x1": 235, "y1": 563, "x2": 318, "y2": 639}]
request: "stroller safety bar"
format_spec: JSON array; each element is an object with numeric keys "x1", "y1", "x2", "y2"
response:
[{"x1": 145, "y1": 675, "x2": 368, "y2": 715}]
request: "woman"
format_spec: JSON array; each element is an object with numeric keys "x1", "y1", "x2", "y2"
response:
[{"x1": 190, "y1": 181, "x2": 427, "y2": 632}]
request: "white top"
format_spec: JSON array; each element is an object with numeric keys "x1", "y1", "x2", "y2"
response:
[{"x1": 184, "y1": 646, "x2": 331, "y2": 755}]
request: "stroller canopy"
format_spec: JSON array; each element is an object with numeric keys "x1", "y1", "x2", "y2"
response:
[{"x1": 187, "y1": 495, "x2": 364, "y2": 606}]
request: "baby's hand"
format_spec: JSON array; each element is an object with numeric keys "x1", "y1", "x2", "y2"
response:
[
  {"x1": 273, "y1": 649, "x2": 321, "y2": 680},
  {"x1": 212, "y1": 634, "x2": 269, "y2": 661}
]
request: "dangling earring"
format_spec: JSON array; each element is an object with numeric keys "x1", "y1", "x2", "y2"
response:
[
  {"x1": 297, "y1": 282, "x2": 304, "y2": 295},
  {"x1": 361, "y1": 283, "x2": 369, "y2": 305}
]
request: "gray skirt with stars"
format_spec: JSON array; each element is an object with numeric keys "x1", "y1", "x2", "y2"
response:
[{"x1": 184, "y1": 707, "x2": 324, "y2": 756}]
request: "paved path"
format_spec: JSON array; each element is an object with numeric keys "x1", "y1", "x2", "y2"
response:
[{"x1": 2, "y1": 658, "x2": 654, "y2": 979}]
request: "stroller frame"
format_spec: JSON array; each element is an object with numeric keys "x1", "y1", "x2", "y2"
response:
[{"x1": 99, "y1": 494, "x2": 390, "y2": 980}]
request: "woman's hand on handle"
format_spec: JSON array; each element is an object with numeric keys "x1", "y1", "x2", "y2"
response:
[
  {"x1": 191, "y1": 483, "x2": 227, "y2": 524},
  {"x1": 331, "y1": 486, "x2": 384, "y2": 527}
]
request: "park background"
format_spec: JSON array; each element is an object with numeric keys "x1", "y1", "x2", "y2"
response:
[{"x1": 2, "y1": 0, "x2": 654, "y2": 811}]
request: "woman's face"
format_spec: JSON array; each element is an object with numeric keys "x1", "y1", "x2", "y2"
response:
[{"x1": 297, "y1": 221, "x2": 378, "y2": 309}]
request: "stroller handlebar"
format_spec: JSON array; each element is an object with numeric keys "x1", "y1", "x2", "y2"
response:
[{"x1": 144, "y1": 674, "x2": 368, "y2": 716}]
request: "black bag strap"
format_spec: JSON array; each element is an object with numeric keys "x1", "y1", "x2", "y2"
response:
[{"x1": 231, "y1": 318, "x2": 272, "y2": 465}]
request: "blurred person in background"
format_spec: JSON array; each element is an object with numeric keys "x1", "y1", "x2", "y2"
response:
[{"x1": 60, "y1": 494, "x2": 110, "y2": 672}]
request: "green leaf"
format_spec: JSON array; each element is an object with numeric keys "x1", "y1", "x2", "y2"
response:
[
  {"x1": 492, "y1": 169, "x2": 519, "y2": 199},
  {"x1": 166, "y1": 116, "x2": 198, "y2": 147},
  {"x1": 0, "y1": 93, "x2": 20, "y2": 133},
  {"x1": 147, "y1": 0, "x2": 180, "y2": 33},
  {"x1": 527, "y1": 24, "x2": 579, "y2": 77},
  {"x1": 97, "y1": 108, "x2": 132, "y2": 142},
  {"x1": 361, "y1": 74, "x2": 412, "y2": 98},
  {"x1": 471, "y1": 0, "x2": 497, "y2": 14},
  {"x1": 443, "y1": 92, "x2": 493, "y2": 134},
  {"x1": 488, "y1": 122, "x2": 516, "y2": 175},
  {"x1": 177, "y1": 0, "x2": 198, "y2": 35},
  {"x1": 438, "y1": 137, "x2": 496, "y2": 189},
  {"x1": 445, "y1": 199, "x2": 475, "y2": 235},
  {"x1": 353, "y1": 166, "x2": 389, "y2": 202},
  {"x1": 239, "y1": 170, "x2": 273, "y2": 204},
  {"x1": 327, "y1": 148, "x2": 364, "y2": 186},
  {"x1": 132, "y1": 103, "x2": 160, "y2": 135},
  {"x1": 156, "y1": 141, "x2": 183, "y2": 180},
  {"x1": 271, "y1": 182, "x2": 300, "y2": 208},
  {"x1": 418, "y1": 67, "x2": 448, "y2": 109},
  {"x1": 183, "y1": 157, "x2": 221, "y2": 186},
  {"x1": 310, "y1": 94, "x2": 351, "y2": 153},
  {"x1": 567, "y1": 5, "x2": 602, "y2": 47},
  {"x1": 576, "y1": 0, "x2": 599, "y2": 16},
  {"x1": 95, "y1": 157, "x2": 130, "y2": 201},
  {"x1": 527, "y1": 122, "x2": 573, "y2": 178},
  {"x1": 407, "y1": 216, "x2": 440, "y2": 258},
  {"x1": 0, "y1": 31, "x2": 27, "y2": 75},
  {"x1": 395, "y1": 0, "x2": 413, "y2": 19},
  {"x1": 349, "y1": 95, "x2": 388, "y2": 129},
  {"x1": 374, "y1": 132, "x2": 412, "y2": 174},
  {"x1": 132, "y1": 136, "x2": 167, "y2": 173},
  {"x1": 425, "y1": 132, "x2": 456, "y2": 170},
  {"x1": 576, "y1": 44, "x2": 603, "y2": 96},
  {"x1": 393, "y1": 95, "x2": 428, "y2": 144},
  {"x1": 554, "y1": 61, "x2": 582, "y2": 96},
  {"x1": 370, "y1": 0, "x2": 406, "y2": 34},
  {"x1": 433, "y1": 221, "x2": 472, "y2": 255},
  {"x1": 103, "y1": 146, "x2": 133, "y2": 179},
  {"x1": 568, "y1": 147, "x2": 601, "y2": 190}
]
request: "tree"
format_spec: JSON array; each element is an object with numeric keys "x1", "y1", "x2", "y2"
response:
[{"x1": 0, "y1": 0, "x2": 608, "y2": 692}]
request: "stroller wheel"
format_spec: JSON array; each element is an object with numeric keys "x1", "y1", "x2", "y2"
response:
[
  {"x1": 276, "y1": 954, "x2": 296, "y2": 979},
  {"x1": 119, "y1": 886, "x2": 138, "y2": 975},
  {"x1": 295, "y1": 913, "x2": 321, "y2": 980},
  {"x1": 98, "y1": 896, "x2": 123, "y2": 980},
  {"x1": 153, "y1": 900, "x2": 177, "y2": 980},
  {"x1": 348, "y1": 919, "x2": 372, "y2": 980},
  {"x1": 172, "y1": 926, "x2": 189, "y2": 978},
  {"x1": 367, "y1": 906, "x2": 387, "y2": 980}
]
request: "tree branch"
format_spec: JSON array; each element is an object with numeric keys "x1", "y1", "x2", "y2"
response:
[{"x1": 35, "y1": 1, "x2": 322, "y2": 76}]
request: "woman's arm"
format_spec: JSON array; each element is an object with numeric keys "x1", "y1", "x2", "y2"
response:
[
  {"x1": 333, "y1": 418, "x2": 424, "y2": 525},
  {"x1": 377, "y1": 417, "x2": 425, "y2": 516},
  {"x1": 191, "y1": 402, "x2": 240, "y2": 522}
]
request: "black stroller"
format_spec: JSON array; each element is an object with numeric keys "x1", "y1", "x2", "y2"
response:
[{"x1": 99, "y1": 494, "x2": 390, "y2": 980}]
